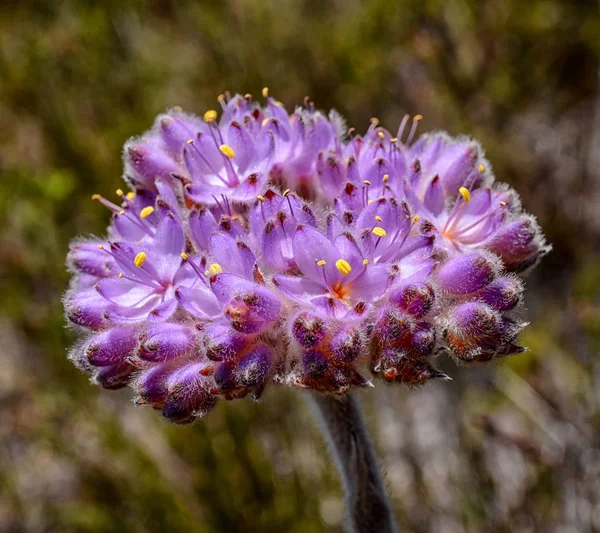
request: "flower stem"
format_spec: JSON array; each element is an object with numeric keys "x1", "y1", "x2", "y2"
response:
[{"x1": 310, "y1": 393, "x2": 396, "y2": 533}]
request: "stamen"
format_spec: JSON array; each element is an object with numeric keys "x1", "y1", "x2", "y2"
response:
[
  {"x1": 262, "y1": 87, "x2": 269, "y2": 98},
  {"x1": 390, "y1": 138, "x2": 398, "y2": 144},
  {"x1": 205, "y1": 263, "x2": 223, "y2": 276},
  {"x1": 118, "y1": 273, "x2": 124, "y2": 278},
  {"x1": 412, "y1": 215, "x2": 420, "y2": 223},
  {"x1": 134, "y1": 252, "x2": 147, "y2": 268},
  {"x1": 377, "y1": 131, "x2": 385, "y2": 140},
  {"x1": 140, "y1": 206, "x2": 155, "y2": 219},
  {"x1": 499, "y1": 201, "x2": 507, "y2": 206},
  {"x1": 257, "y1": 195, "x2": 265, "y2": 202},
  {"x1": 119, "y1": 210, "x2": 125, "y2": 215},
  {"x1": 363, "y1": 259, "x2": 370, "y2": 265},
  {"x1": 219, "y1": 144, "x2": 235, "y2": 158},
  {"x1": 459, "y1": 187, "x2": 471, "y2": 203},
  {"x1": 316, "y1": 260, "x2": 327, "y2": 267},
  {"x1": 397, "y1": 114, "x2": 410, "y2": 143},
  {"x1": 97, "y1": 245, "x2": 103, "y2": 249},
  {"x1": 283, "y1": 189, "x2": 291, "y2": 197},
  {"x1": 383, "y1": 174, "x2": 389, "y2": 183},
  {"x1": 180, "y1": 252, "x2": 189, "y2": 260},
  {"x1": 375, "y1": 216, "x2": 383, "y2": 222},
  {"x1": 116, "y1": 189, "x2": 124, "y2": 196},
  {"x1": 335, "y1": 259, "x2": 352, "y2": 276},
  {"x1": 370, "y1": 117, "x2": 379, "y2": 126},
  {"x1": 262, "y1": 118, "x2": 270, "y2": 127},
  {"x1": 479, "y1": 164, "x2": 485, "y2": 173},
  {"x1": 204, "y1": 110, "x2": 218, "y2": 122},
  {"x1": 126, "y1": 192, "x2": 136, "y2": 200},
  {"x1": 363, "y1": 180, "x2": 371, "y2": 186},
  {"x1": 406, "y1": 114, "x2": 423, "y2": 145},
  {"x1": 372, "y1": 227, "x2": 387, "y2": 238}
]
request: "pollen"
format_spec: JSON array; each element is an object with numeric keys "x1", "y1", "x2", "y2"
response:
[
  {"x1": 383, "y1": 174, "x2": 389, "y2": 183},
  {"x1": 412, "y1": 215, "x2": 421, "y2": 223},
  {"x1": 116, "y1": 188, "x2": 124, "y2": 196},
  {"x1": 479, "y1": 164, "x2": 485, "y2": 173},
  {"x1": 257, "y1": 195, "x2": 265, "y2": 202},
  {"x1": 372, "y1": 227, "x2": 387, "y2": 238},
  {"x1": 375, "y1": 216, "x2": 382, "y2": 222},
  {"x1": 219, "y1": 144, "x2": 235, "y2": 158},
  {"x1": 186, "y1": 139, "x2": 194, "y2": 144},
  {"x1": 140, "y1": 206, "x2": 155, "y2": 219},
  {"x1": 363, "y1": 259, "x2": 370, "y2": 265},
  {"x1": 91, "y1": 194, "x2": 101, "y2": 201},
  {"x1": 262, "y1": 87, "x2": 269, "y2": 98},
  {"x1": 335, "y1": 259, "x2": 352, "y2": 276},
  {"x1": 205, "y1": 263, "x2": 223, "y2": 276},
  {"x1": 203, "y1": 109, "x2": 218, "y2": 122},
  {"x1": 283, "y1": 189, "x2": 291, "y2": 196},
  {"x1": 126, "y1": 192, "x2": 136, "y2": 200},
  {"x1": 134, "y1": 252, "x2": 147, "y2": 268},
  {"x1": 363, "y1": 180, "x2": 371, "y2": 186},
  {"x1": 377, "y1": 131, "x2": 385, "y2": 140},
  {"x1": 118, "y1": 272, "x2": 124, "y2": 278},
  {"x1": 316, "y1": 260, "x2": 327, "y2": 267},
  {"x1": 413, "y1": 114, "x2": 423, "y2": 122},
  {"x1": 262, "y1": 118, "x2": 270, "y2": 127},
  {"x1": 459, "y1": 187, "x2": 471, "y2": 202},
  {"x1": 180, "y1": 252, "x2": 189, "y2": 260}
]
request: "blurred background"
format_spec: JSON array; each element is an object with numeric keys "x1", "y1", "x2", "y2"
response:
[{"x1": 1, "y1": 1, "x2": 599, "y2": 531}]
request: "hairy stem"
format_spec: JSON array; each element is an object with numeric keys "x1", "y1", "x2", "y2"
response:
[{"x1": 310, "y1": 393, "x2": 396, "y2": 533}]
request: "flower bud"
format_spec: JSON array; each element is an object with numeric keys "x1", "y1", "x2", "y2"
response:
[
  {"x1": 292, "y1": 312, "x2": 327, "y2": 348},
  {"x1": 124, "y1": 141, "x2": 180, "y2": 190},
  {"x1": 302, "y1": 350, "x2": 329, "y2": 380},
  {"x1": 85, "y1": 326, "x2": 138, "y2": 366},
  {"x1": 477, "y1": 276, "x2": 523, "y2": 312},
  {"x1": 389, "y1": 281, "x2": 435, "y2": 318},
  {"x1": 203, "y1": 322, "x2": 250, "y2": 361},
  {"x1": 139, "y1": 323, "x2": 196, "y2": 362},
  {"x1": 236, "y1": 345, "x2": 272, "y2": 389},
  {"x1": 375, "y1": 306, "x2": 414, "y2": 342},
  {"x1": 163, "y1": 362, "x2": 218, "y2": 424},
  {"x1": 65, "y1": 286, "x2": 109, "y2": 330},
  {"x1": 410, "y1": 323, "x2": 436, "y2": 356},
  {"x1": 95, "y1": 362, "x2": 133, "y2": 390},
  {"x1": 437, "y1": 252, "x2": 498, "y2": 295},
  {"x1": 134, "y1": 363, "x2": 173, "y2": 407},
  {"x1": 330, "y1": 327, "x2": 361, "y2": 364},
  {"x1": 68, "y1": 242, "x2": 113, "y2": 278}
]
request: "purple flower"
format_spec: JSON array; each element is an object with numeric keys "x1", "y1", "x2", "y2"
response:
[{"x1": 65, "y1": 92, "x2": 547, "y2": 423}]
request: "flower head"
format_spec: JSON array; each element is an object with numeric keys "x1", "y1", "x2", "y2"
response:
[{"x1": 65, "y1": 91, "x2": 548, "y2": 423}]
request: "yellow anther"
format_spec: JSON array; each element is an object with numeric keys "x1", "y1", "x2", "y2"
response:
[
  {"x1": 413, "y1": 114, "x2": 423, "y2": 122},
  {"x1": 186, "y1": 139, "x2": 194, "y2": 144},
  {"x1": 363, "y1": 259, "x2": 370, "y2": 265},
  {"x1": 217, "y1": 94, "x2": 225, "y2": 103},
  {"x1": 478, "y1": 164, "x2": 485, "y2": 173},
  {"x1": 180, "y1": 252, "x2": 189, "y2": 260},
  {"x1": 372, "y1": 227, "x2": 387, "y2": 238},
  {"x1": 134, "y1": 252, "x2": 147, "y2": 268},
  {"x1": 348, "y1": 127, "x2": 356, "y2": 136},
  {"x1": 368, "y1": 199, "x2": 375, "y2": 205},
  {"x1": 118, "y1": 272, "x2": 124, "y2": 278},
  {"x1": 205, "y1": 263, "x2": 223, "y2": 276},
  {"x1": 363, "y1": 180, "x2": 371, "y2": 186},
  {"x1": 97, "y1": 244, "x2": 104, "y2": 249},
  {"x1": 283, "y1": 189, "x2": 291, "y2": 196},
  {"x1": 244, "y1": 93, "x2": 252, "y2": 99},
  {"x1": 316, "y1": 260, "x2": 327, "y2": 267},
  {"x1": 116, "y1": 188, "x2": 124, "y2": 196},
  {"x1": 203, "y1": 109, "x2": 218, "y2": 122},
  {"x1": 412, "y1": 215, "x2": 421, "y2": 223},
  {"x1": 377, "y1": 131, "x2": 385, "y2": 140},
  {"x1": 459, "y1": 187, "x2": 471, "y2": 202},
  {"x1": 370, "y1": 117, "x2": 380, "y2": 125},
  {"x1": 219, "y1": 144, "x2": 235, "y2": 158},
  {"x1": 262, "y1": 118, "x2": 270, "y2": 127},
  {"x1": 499, "y1": 201, "x2": 507, "y2": 206},
  {"x1": 335, "y1": 259, "x2": 352, "y2": 276},
  {"x1": 140, "y1": 206, "x2": 155, "y2": 219},
  {"x1": 91, "y1": 194, "x2": 101, "y2": 200},
  {"x1": 375, "y1": 216, "x2": 383, "y2": 222},
  {"x1": 126, "y1": 192, "x2": 136, "y2": 200},
  {"x1": 173, "y1": 106, "x2": 183, "y2": 112},
  {"x1": 257, "y1": 195, "x2": 265, "y2": 202},
  {"x1": 262, "y1": 87, "x2": 269, "y2": 98},
  {"x1": 383, "y1": 174, "x2": 389, "y2": 183},
  {"x1": 119, "y1": 210, "x2": 125, "y2": 215},
  {"x1": 390, "y1": 138, "x2": 398, "y2": 143}
]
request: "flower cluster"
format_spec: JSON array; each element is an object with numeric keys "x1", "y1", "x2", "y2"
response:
[{"x1": 65, "y1": 90, "x2": 549, "y2": 423}]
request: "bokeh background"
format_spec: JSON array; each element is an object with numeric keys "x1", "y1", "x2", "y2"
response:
[{"x1": 1, "y1": 1, "x2": 599, "y2": 531}]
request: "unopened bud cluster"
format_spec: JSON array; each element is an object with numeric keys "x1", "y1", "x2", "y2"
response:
[{"x1": 64, "y1": 91, "x2": 548, "y2": 423}]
